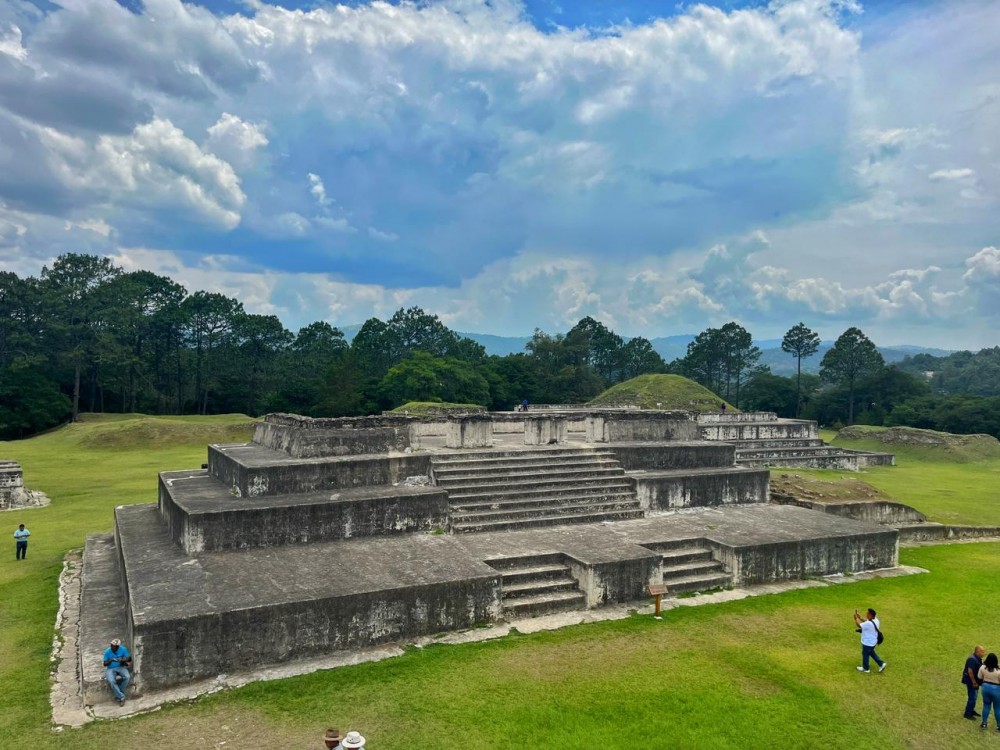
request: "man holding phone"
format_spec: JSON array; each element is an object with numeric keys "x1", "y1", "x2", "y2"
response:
[{"x1": 103, "y1": 638, "x2": 133, "y2": 705}]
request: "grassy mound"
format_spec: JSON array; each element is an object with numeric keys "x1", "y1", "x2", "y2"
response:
[
  {"x1": 73, "y1": 413, "x2": 255, "y2": 449},
  {"x1": 389, "y1": 402, "x2": 485, "y2": 417},
  {"x1": 833, "y1": 425, "x2": 1000, "y2": 463},
  {"x1": 588, "y1": 374, "x2": 735, "y2": 412}
]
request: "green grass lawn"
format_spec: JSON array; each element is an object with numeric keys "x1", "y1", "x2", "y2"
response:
[{"x1": 2, "y1": 415, "x2": 999, "y2": 749}]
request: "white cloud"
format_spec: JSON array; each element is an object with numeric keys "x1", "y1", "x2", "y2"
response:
[
  {"x1": 307, "y1": 173, "x2": 331, "y2": 207},
  {"x1": 928, "y1": 168, "x2": 975, "y2": 181},
  {"x1": 205, "y1": 113, "x2": 268, "y2": 169},
  {"x1": 0, "y1": 24, "x2": 27, "y2": 61},
  {"x1": 368, "y1": 227, "x2": 398, "y2": 242}
]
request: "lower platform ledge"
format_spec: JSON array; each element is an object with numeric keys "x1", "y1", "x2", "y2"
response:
[{"x1": 54, "y1": 553, "x2": 927, "y2": 725}]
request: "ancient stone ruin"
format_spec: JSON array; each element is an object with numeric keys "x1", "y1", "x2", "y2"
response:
[
  {"x1": 0, "y1": 460, "x2": 47, "y2": 510},
  {"x1": 78, "y1": 408, "x2": 899, "y2": 702}
]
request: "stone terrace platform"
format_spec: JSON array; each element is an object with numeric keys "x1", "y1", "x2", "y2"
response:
[{"x1": 82, "y1": 503, "x2": 895, "y2": 697}]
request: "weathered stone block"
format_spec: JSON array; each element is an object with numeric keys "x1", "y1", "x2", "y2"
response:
[
  {"x1": 523, "y1": 416, "x2": 567, "y2": 446},
  {"x1": 446, "y1": 416, "x2": 494, "y2": 448},
  {"x1": 586, "y1": 411, "x2": 698, "y2": 443},
  {"x1": 634, "y1": 467, "x2": 769, "y2": 511}
]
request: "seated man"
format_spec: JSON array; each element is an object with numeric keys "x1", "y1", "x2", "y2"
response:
[{"x1": 103, "y1": 638, "x2": 132, "y2": 705}]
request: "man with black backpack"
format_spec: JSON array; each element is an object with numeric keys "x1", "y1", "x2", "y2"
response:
[{"x1": 854, "y1": 607, "x2": 886, "y2": 674}]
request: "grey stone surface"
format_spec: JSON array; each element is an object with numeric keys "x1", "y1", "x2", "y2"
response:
[
  {"x1": 159, "y1": 470, "x2": 448, "y2": 552},
  {"x1": 771, "y1": 496, "x2": 926, "y2": 525},
  {"x1": 254, "y1": 413, "x2": 415, "y2": 457},
  {"x1": 605, "y1": 441, "x2": 736, "y2": 470},
  {"x1": 631, "y1": 466, "x2": 770, "y2": 511},
  {"x1": 79, "y1": 534, "x2": 129, "y2": 704},
  {"x1": 586, "y1": 412, "x2": 699, "y2": 443},
  {"x1": 114, "y1": 504, "x2": 501, "y2": 689},
  {"x1": 208, "y1": 442, "x2": 432, "y2": 497}
]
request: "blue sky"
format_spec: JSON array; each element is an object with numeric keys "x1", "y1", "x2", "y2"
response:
[{"x1": 1, "y1": 0, "x2": 997, "y2": 347}]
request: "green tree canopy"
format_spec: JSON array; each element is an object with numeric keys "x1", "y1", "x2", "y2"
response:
[
  {"x1": 819, "y1": 327, "x2": 885, "y2": 424},
  {"x1": 781, "y1": 322, "x2": 821, "y2": 416}
]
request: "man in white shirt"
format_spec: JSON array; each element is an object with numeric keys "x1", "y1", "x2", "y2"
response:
[{"x1": 854, "y1": 607, "x2": 886, "y2": 674}]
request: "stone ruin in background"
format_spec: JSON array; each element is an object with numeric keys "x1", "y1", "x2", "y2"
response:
[{"x1": 0, "y1": 460, "x2": 47, "y2": 510}]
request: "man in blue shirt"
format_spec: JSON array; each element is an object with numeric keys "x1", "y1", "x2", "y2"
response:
[
  {"x1": 103, "y1": 638, "x2": 132, "y2": 705},
  {"x1": 963, "y1": 645, "x2": 985, "y2": 720},
  {"x1": 14, "y1": 524, "x2": 29, "y2": 560}
]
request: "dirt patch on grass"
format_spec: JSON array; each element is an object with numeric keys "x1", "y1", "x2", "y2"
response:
[{"x1": 770, "y1": 473, "x2": 893, "y2": 504}]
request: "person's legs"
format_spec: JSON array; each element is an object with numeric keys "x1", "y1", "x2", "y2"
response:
[
  {"x1": 861, "y1": 645, "x2": 873, "y2": 671},
  {"x1": 966, "y1": 684, "x2": 980, "y2": 718},
  {"x1": 16, "y1": 541, "x2": 26, "y2": 560},
  {"x1": 869, "y1": 648, "x2": 884, "y2": 668},
  {"x1": 981, "y1": 685, "x2": 994, "y2": 727},
  {"x1": 106, "y1": 668, "x2": 125, "y2": 701},
  {"x1": 118, "y1": 667, "x2": 131, "y2": 696}
]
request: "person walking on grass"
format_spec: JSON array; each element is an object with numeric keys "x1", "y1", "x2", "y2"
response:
[
  {"x1": 978, "y1": 653, "x2": 1000, "y2": 731},
  {"x1": 854, "y1": 607, "x2": 886, "y2": 674},
  {"x1": 14, "y1": 524, "x2": 29, "y2": 560},
  {"x1": 963, "y1": 645, "x2": 985, "y2": 720}
]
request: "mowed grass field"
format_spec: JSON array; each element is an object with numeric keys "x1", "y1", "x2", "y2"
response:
[{"x1": 1, "y1": 415, "x2": 999, "y2": 749}]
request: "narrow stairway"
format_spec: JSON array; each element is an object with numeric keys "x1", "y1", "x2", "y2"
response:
[
  {"x1": 644, "y1": 539, "x2": 732, "y2": 596},
  {"x1": 486, "y1": 554, "x2": 586, "y2": 618},
  {"x1": 431, "y1": 447, "x2": 643, "y2": 533}
]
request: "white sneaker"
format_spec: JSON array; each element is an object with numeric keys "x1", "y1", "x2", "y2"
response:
[
  {"x1": 857, "y1": 667, "x2": 869, "y2": 673},
  {"x1": 879, "y1": 663, "x2": 887, "y2": 673}
]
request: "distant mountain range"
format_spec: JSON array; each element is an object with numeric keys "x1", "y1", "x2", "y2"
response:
[{"x1": 338, "y1": 325, "x2": 952, "y2": 375}]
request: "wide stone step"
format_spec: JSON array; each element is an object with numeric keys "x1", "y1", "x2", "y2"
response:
[
  {"x1": 503, "y1": 577, "x2": 579, "y2": 599},
  {"x1": 734, "y1": 439, "x2": 824, "y2": 449},
  {"x1": 503, "y1": 590, "x2": 587, "y2": 618},
  {"x1": 662, "y1": 571, "x2": 732, "y2": 596},
  {"x1": 661, "y1": 560, "x2": 726, "y2": 578},
  {"x1": 498, "y1": 563, "x2": 570, "y2": 584},
  {"x1": 452, "y1": 499, "x2": 641, "y2": 524},
  {"x1": 658, "y1": 546, "x2": 714, "y2": 566},
  {"x1": 642, "y1": 538, "x2": 711, "y2": 553},
  {"x1": 452, "y1": 508, "x2": 645, "y2": 534},
  {"x1": 433, "y1": 448, "x2": 610, "y2": 463},
  {"x1": 435, "y1": 466, "x2": 626, "y2": 488},
  {"x1": 451, "y1": 490, "x2": 639, "y2": 512},
  {"x1": 441, "y1": 475, "x2": 634, "y2": 498},
  {"x1": 433, "y1": 457, "x2": 621, "y2": 477},
  {"x1": 485, "y1": 553, "x2": 565, "y2": 571}
]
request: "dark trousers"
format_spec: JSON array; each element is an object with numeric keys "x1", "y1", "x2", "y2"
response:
[
  {"x1": 16, "y1": 541, "x2": 27, "y2": 560},
  {"x1": 862, "y1": 644, "x2": 884, "y2": 670},
  {"x1": 966, "y1": 684, "x2": 980, "y2": 717}
]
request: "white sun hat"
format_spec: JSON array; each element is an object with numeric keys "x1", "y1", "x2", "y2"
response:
[{"x1": 342, "y1": 731, "x2": 366, "y2": 748}]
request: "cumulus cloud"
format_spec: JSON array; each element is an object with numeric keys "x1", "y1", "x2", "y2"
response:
[
  {"x1": 204, "y1": 113, "x2": 268, "y2": 169},
  {"x1": 1, "y1": 0, "x2": 997, "y2": 349}
]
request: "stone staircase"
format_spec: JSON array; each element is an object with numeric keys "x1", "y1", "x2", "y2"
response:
[
  {"x1": 486, "y1": 553, "x2": 587, "y2": 618},
  {"x1": 432, "y1": 447, "x2": 644, "y2": 533},
  {"x1": 645, "y1": 539, "x2": 732, "y2": 596}
]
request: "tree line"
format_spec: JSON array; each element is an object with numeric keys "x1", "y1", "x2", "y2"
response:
[{"x1": 1, "y1": 253, "x2": 997, "y2": 440}]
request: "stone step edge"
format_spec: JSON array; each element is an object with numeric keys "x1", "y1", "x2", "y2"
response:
[
  {"x1": 502, "y1": 590, "x2": 586, "y2": 609},
  {"x1": 499, "y1": 563, "x2": 569, "y2": 580},
  {"x1": 452, "y1": 509, "x2": 645, "y2": 533},
  {"x1": 503, "y1": 578, "x2": 579, "y2": 596},
  {"x1": 452, "y1": 500, "x2": 642, "y2": 522},
  {"x1": 433, "y1": 458, "x2": 623, "y2": 475},
  {"x1": 435, "y1": 468, "x2": 627, "y2": 485},
  {"x1": 450, "y1": 491, "x2": 638, "y2": 511},
  {"x1": 446, "y1": 483, "x2": 635, "y2": 502},
  {"x1": 661, "y1": 560, "x2": 726, "y2": 576}
]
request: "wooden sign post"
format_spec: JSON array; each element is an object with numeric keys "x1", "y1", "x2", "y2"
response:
[{"x1": 647, "y1": 583, "x2": 668, "y2": 620}]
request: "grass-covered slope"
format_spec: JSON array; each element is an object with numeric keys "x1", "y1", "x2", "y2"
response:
[
  {"x1": 588, "y1": 374, "x2": 735, "y2": 412},
  {"x1": 834, "y1": 425, "x2": 1000, "y2": 463},
  {"x1": 793, "y1": 425, "x2": 1000, "y2": 527}
]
